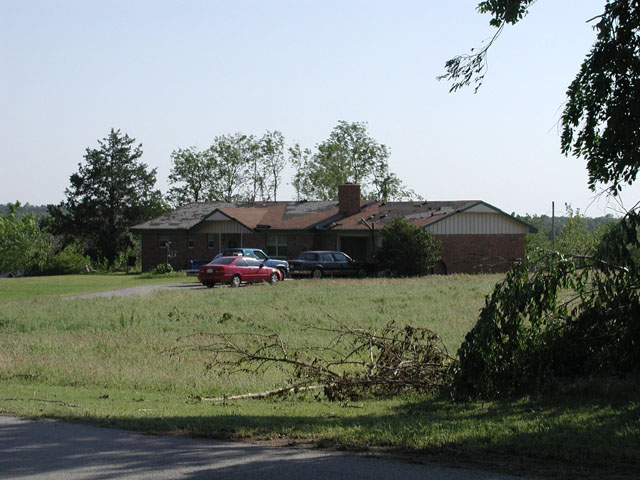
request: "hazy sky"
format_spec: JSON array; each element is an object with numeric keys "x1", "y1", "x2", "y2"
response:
[{"x1": 2, "y1": 0, "x2": 638, "y2": 216}]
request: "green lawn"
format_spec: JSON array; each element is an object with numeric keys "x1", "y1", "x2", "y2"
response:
[{"x1": 0, "y1": 274, "x2": 638, "y2": 478}]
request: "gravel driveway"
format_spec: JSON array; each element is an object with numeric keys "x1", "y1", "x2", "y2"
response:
[{"x1": 69, "y1": 282, "x2": 205, "y2": 299}]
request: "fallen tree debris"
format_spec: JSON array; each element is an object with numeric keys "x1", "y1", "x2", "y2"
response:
[{"x1": 174, "y1": 318, "x2": 452, "y2": 401}]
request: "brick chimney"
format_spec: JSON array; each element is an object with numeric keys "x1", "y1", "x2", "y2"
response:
[{"x1": 338, "y1": 184, "x2": 361, "y2": 217}]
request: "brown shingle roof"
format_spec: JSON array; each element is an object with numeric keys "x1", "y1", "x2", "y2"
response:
[
  {"x1": 329, "y1": 201, "x2": 477, "y2": 230},
  {"x1": 132, "y1": 201, "x2": 347, "y2": 231},
  {"x1": 131, "y1": 199, "x2": 533, "y2": 233}
]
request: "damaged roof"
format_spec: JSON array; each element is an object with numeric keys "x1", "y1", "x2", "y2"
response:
[
  {"x1": 132, "y1": 199, "x2": 535, "y2": 233},
  {"x1": 133, "y1": 200, "x2": 364, "y2": 231},
  {"x1": 328, "y1": 200, "x2": 476, "y2": 230}
]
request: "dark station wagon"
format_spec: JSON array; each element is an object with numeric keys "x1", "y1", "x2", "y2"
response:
[{"x1": 288, "y1": 250, "x2": 368, "y2": 279}]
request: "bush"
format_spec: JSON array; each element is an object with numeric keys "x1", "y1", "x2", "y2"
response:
[
  {"x1": 152, "y1": 263, "x2": 174, "y2": 275},
  {"x1": 45, "y1": 243, "x2": 92, "y2": 275},
  {"x1": 377, "y1": 217, "x2": 441, "y2": 276}
]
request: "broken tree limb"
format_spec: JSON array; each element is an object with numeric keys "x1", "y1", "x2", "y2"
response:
[
  {"x1": 196, "y1": 385, "x2": 323, "y2": 403},
  {"x1": 174, "y1": 317, "x2": 452, "y2": 401}
]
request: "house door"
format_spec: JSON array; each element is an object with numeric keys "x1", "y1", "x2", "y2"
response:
[{"x1": 339, "y1": 236, "x2": 368, "y2": 261}]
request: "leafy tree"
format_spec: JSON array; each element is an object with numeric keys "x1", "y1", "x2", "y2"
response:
[
  {"x1": 289, "y1": 142, "x2": 314, "y2": 201},
  {"x1": 440, "y1": 0, "x2": 640, "y2": 195},
  {"x1": 451, "y1": 248, "x2": 640, "y2": 400},
  {"x1": 207, "y1": 133, "x2": 259, "y2": 203},
  {"x1": 0, "y1": 202, "x2": 53, "y2": 275},
  {"x1": 260, "y1": 130, "x2": 286, "y2": 201},
  {"x1": 167, "y1": 147, "x2": 219, "y2": 207},
  {"x1": 168, "y1": 131, "x2": 288, "y2": 206},
  {"x1": 293, "y1": 121, "x2": 416, "y2": 201},
  {"x1": 49, "y1": 129, "x2": 165, "y2": 267},
  {"x1": 443, "y1": 1, "x2": 640, "y2": 399},
  {"x1": 377, "y1": 217, "x2": 441, "y2": 276}
]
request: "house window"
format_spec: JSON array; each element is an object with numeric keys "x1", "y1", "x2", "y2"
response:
[
  {"x1": 267, "y1": 235, "x2": 287, "y2": 258},
  {"x1": 187, "y1": 233, "x2": 194, "y2": 249},
  {"x1": 207, "y1": 234, "x2": 216, "y2": 249},
  {"x1": 158, "y1": 234, "x2": 169, "y2": 248}
]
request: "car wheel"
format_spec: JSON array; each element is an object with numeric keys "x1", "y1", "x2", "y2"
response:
[
  {"x1": 206, "y1": 282, "x2": 215, "y2": 289},
  {"x1": 269, "y1": 272, "x2": 279, "y2": 285},
  {"x1": 312, "y1": 268, "x2": 322, "y2": 279},
  {"x1": 278, "y1": 267, "x2": 287, "y2": 280},
  {"x1": 230, "y1": 275, "x2": 241, "y2": 288},
  {"x1": 357, "y1": 268, "x2": 367, "y2": 278}
]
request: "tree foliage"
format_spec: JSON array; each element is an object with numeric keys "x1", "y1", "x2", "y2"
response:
[
  {"x1": 167, "y1": 131, "x2": 287, "y2": 206},
  {"x1": 561, "y1": 1, "x2": 640, "y2": 194},
  {"x1": 208, "y1": 133, "x2": 259, "y2": 202},
  {"x1": 167, "y1": 147, "x2": 218, "y2": 206},
  {"x1": 440, "y1": 0, "x2": 640, "y2": 195},
  {"x1": 260, "y1": 130, "x2": 287, "y2": 201},
  {"x1": 377, "y1": 217, "x2": 441, "y2": 276},
  {"x1": 451, "y1": 213, "x2": 640, "y2": 399},
  {"x1": 0, "y1": 202, "x2": 52, "y2": 275},
  {"x1": 49, "y1": 129, "x2": 165, "y2": 267},
  {"x1": 523, "y1": 204, "x2": 617, "y2": 255},
  {"x1": 442, "y1": 1, "x2": 640, "y2": 399},
  {"x1": 292, "y1": 121, "x2": 417, "y2": 201}
]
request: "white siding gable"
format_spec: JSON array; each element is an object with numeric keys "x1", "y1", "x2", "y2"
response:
[
  {"x1": 425, "y1": 212, "x2": 528, "y2": 235},
  {"x1": 194, "y1": 211, "x2": 252, "y2": 234}
]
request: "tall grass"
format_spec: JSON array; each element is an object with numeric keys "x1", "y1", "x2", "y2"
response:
[
  {"x1": 1, "y1": 274, "x2": 638, "y2": 476},
  {"x1": 0, "y1": 276, "x2": 498, "y2": 395}
]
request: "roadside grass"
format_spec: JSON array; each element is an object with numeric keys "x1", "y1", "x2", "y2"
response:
[
  {"x1": 0, "y1": 272, "x2": 195, "y2": 302},
  {"x1": 1, "y1": 274, "x2": 638, "y2": 477}
]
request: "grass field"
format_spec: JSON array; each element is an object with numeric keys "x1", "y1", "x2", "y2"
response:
[{"x1": 1, "y1": 274, "x2": 638, "y2": 478}]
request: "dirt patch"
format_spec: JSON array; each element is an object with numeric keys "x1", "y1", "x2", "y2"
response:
[{"x1": 69, "y1": 282, "x2": 205, "y2": 299}]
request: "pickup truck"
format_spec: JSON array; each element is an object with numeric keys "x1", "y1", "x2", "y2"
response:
[{"x1": 213, "y1": 248, "x2": 290, "y2": 278}]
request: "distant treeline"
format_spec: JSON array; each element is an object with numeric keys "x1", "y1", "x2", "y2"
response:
[
  {"x1": 520, "y1": 213, "x2": 617, "y2": 237},
  {"x1": 0, "y1": 203, "x2": 49, "y2": 216}
]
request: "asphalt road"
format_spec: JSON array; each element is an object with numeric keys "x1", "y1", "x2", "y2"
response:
[{"x1": 0, "y1": 416, "x2": 522, "y2": 479}]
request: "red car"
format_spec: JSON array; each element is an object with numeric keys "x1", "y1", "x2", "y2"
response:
[{"x1": 198, "y1": 256, "x2": 283, "y2": 288}]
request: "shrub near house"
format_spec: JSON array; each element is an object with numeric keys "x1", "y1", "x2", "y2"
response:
[{"x1": 377, "y1": 217, "x2": 441, "y2": 276}]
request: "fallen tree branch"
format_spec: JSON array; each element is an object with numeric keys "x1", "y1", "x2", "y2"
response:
[
  {"x1": 196, "y1": 385, "x2": 323, "y2": 403},
  {"x1": 174, "y1": 318, "x2": 452, "y2": 401}
]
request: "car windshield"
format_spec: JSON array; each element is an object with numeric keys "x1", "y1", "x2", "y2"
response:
[{"x1": 209, "y1": 257, "x2": 235, "y2": 265}]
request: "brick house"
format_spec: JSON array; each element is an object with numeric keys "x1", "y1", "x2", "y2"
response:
[{"x1": 131, "y1": 184, "x2": 535, "y2": 274}]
